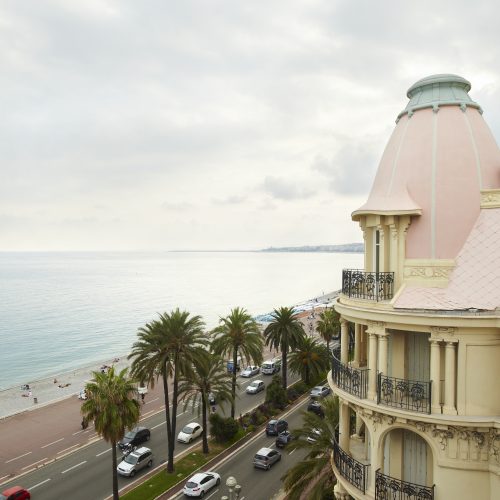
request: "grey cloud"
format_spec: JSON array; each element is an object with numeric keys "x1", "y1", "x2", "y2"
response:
[{"x1": 261, "y1": 176, "x2": 315, "y2": 201}]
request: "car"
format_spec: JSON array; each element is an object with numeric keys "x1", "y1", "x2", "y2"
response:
[
  {"x1": 307, "y1": 428, "x2": 322, "y2": 443},
  {"x1": 265, "y1": 419, "x2": 288, "y2": 436},
  {"x1": 116, "y1": 447, "x2": 153, "y2": 477},
  {"x1": 177, "y1": 422, "x2": 203, "y2": 443},
  {"x1": 118, "y1": 427, "x2": 151, "y2": 451},
  {"x1": 183, "y1": 471, "x2": 221, "y2": 497},
  {"x1": 309, "y1": 385, "x2": 331, "y2": 399},
  {"x1": 246, "y1": 380, "x2": 265, "y2": 394},
  {"x1": 241, "y1": 365, "x2": 260, "y2": 377},
  {"x1": 275, "y1": 430, "x2": 295, "y2": 448},
  {"x1": 253, "y1": 447, "x2": 281, "y2": 470},
  {"x1": 208, "y1": 392, "x2": 216, "y2": 405},
  {"x1": 0, "y1": 486, "x2": 31, "y2": 500},
  {"x1": 307, "y1": 400, "x2": 325, "y2": 418}
]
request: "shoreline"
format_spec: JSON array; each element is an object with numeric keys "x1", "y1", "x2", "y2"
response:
[{"x1": 0, "y1": 290, "x2": 338, "y2": 419}]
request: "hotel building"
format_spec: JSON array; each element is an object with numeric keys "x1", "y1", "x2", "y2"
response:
[{"x1": 329, "y1": 74, "x2": 500, "y2": 499}]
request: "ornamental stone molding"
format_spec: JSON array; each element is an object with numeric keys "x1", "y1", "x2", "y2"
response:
[
  {"x1": 366, "y1": 320, "x2": 386, "y2": 336},
  {"x1": 489, "y1": 430, "x2": 500, "y2": 463},
  {"x1": 430, "y1": 326, "x2": 458, "y2": 343},
  {"x1": 480, "y1": 189, "x2": 500, "y2": 209},
  {"x1": 404, "y1": 259, "x2": 455, "y2": 288}
]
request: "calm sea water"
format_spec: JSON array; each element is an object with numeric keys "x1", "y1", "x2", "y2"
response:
[{"x1": 0, "y1": 251, "x2": 362, "y2": 390}]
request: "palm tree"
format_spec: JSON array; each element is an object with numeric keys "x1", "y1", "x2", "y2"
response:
[
  {"x1": 128, "y1": 309, "x2": 207, "y2": 472},
  {"x1": 178, "y1": 352, "x2": 233, "y2": 453},
  {"x1": 315, "y1": 308, "x2": 340, "y2": 352},
  {"x1": 288, "y1": 336, "x2": 329, "y2": 385},
  {"x1": 211, "y1": 307, "x2": 264, "y2": 418},
  {"x1": 81, "y1": 367, "x2": 140, "y2": 500},
  {"x1": 264, "y1": 306, "x2": 306, "y2": 390},
  {"x1": 282, "y1": 396, "x2": 339, "y2": 500}
]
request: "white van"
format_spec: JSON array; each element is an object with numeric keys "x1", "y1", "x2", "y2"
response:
[{"x1": 261, "y1": 357, "x2": 281, "y2": 375}]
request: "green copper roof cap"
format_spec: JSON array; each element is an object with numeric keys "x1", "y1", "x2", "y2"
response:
[{"x1": 397, "y1": 74, "x2": 481, "y2": 121}]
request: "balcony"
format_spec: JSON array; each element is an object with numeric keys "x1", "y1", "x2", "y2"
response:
[
  {"x1": 375, "y1": 469, "x2": 434, "y2": 500},
  {"x1": 342, "y1": 269, "x2": 394, "y2": 301},
  {"x1": 331, "y1": 350, "x2": 369, "y2": 399},
  {"x1": 333, "y1": 437, "x2": 370, "y2": 494},
  {"x1": 377, "y1": 373, "x2": 432, "y2": 415}
]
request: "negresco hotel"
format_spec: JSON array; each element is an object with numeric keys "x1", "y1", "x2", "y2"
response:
[{"x1": 329, "y1": 75, "x2": 500, "y2": 499}]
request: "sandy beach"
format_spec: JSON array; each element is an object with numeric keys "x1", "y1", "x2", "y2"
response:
[{"x1": 0, "y1": 290, "x2": 338, "y2": 420}]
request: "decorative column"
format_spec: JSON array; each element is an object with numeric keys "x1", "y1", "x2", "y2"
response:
[
  {"x1": 378, "y1": 333, "x2": 388, "y2": 376},
  {"x1": 443, "y1": 341, "x2": 458, "y2": 415},
  {"x1": 340, "y1": 318, "x2": 349, "y2": 364},
  {"x1": 377, "y1": 224, "x2": 385, "y2": 273},
  {"x1": 339, "y1": 400, "x2": 350, "y2": 451},
  {"x1": 353, "y1": 323, "x2": 361, "y2": 367},
  {"x1": 429, "y1": 339, "x2": 442, "y2": 413},
  {"x1": 368, "y1": 331, "x2": 378, "y2": 400}
]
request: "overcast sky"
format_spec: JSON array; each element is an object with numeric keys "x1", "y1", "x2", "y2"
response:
[{"x1": 1, "y1": 0, "x2": 499, "y2": 251}]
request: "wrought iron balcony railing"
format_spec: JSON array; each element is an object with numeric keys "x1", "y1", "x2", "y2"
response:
[
  {"x1": 375, "y1": 469, "x2": 435, "y2": 500},
  {"x1": 333, "y1": 438, "x2": 370, "y2": 494},
  {"x1": 342, "y1": 269, "x2": 394, "y2": 301},
  {"x1": 377, "y1": 373, "x2": 432, "y2": 414},
  {"x1": 331, "y1": 351, "x2": 369, "y2": 399}
]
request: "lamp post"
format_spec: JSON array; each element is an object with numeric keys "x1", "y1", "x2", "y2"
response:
[{"x1": 224, "y1": 476, "x2": 242, "y2": 500}]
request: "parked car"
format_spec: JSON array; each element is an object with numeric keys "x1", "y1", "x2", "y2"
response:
[
  {"x1": 275, "y1": 430, "x2": 294, "y2": 448},
  {"x1": 177, "y1": 422, "x2": 203, "y2": 443},
  {"x1": 183, "y1": 471, "x2": 221, "y2": 497},
  {"x1": 246, "y1": 380, "x2": 265, "y2": 394},
  {"x1": 116, "y1": 447, "x2": 153, "y2": 477},
  {"x1": 307, "y1": 400, "x2": 325, "y2": 418},
  {"x1": 253, "y1": 447, "x2": 281, "y2": 470},
  {"x1": 266, "y1": 419, "x2": 288, "y2": 436},
  {"x1": 307, "y1": 428, "x2": 322, "y2": 443},
  {"x1": 309, "y1": 385, "x2": 331, "y2": 399},
  {"x1": 241, "y1": 365, "x2": 260, "y2": 377},
  {"x1": 118, "y1": 427, "x2": 151, "y2": 451},
  {"x1": 0, "y1": 486, "x2": 31, "y2": 500},
  {"x1": 208, "y1": 392, "x2": 216, "y2": 405}
]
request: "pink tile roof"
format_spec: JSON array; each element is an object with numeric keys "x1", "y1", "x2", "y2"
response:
[{"x1": 395, "y1": 208, "x2": 500, "y2": 311}]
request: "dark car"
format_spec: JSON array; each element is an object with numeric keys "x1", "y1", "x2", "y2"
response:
[
  {"x1": 275, "y1": 430, "x2": 294, "y2": 448},
  {"x1": 118, "y1": 427, "x2": 151, "y2": 451},
  {"x1": 265, "y1": 419, "x2": 288, "y2": 436},
  {"x1": 307, "y1": 400, "x2": 325, "y2": 418},
  {"x1": 0, "y1": 487, "x2": 30, "y2": 500}
]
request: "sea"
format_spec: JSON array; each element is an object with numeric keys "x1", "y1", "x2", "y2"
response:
[{"x1": 0, "y1": 251, "x2": 363, "y2": 391}]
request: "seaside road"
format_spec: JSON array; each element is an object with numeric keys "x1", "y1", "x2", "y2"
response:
[
  {"x1": 0, "y1": 371, "x2": 299, "y2": 499},
  {"x1": 0, "y1": 380, "x2": 168, "y2": 480},
  {"x1": 168, "y1": 398, "x2": 309, "y2": 500}
]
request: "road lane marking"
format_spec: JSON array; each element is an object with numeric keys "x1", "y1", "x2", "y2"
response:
[
  {"x1": 176, "y1": 411, "x2": 185, "y2": 417},
  {"x1": 5, "y1": 451, "x2": 32, "y2": 463},
  {"x1": 57, "y1": 444, "x2": 80, "y2": 455},
  {"x1": 140, "y1": 409, "x2": 155, "y2": 419},
  {"x1": 72, "y1": 429, "x2": 84, "y2": 435},
  {"x1": 289, "y1": 448, "x2": 296, "y2": 455},
  {"x1": 29, "y1": 478, "x2": 51, "y2": 490},
  {"x1": 206, "y1": 488, "x2": 219, "y2": 499},
  {"x1": 151, "y1": 422, "x2": 164, "y2": 430},
  {"x1": 61, "y1": 460, "x2": 87, "y2": 474},
  {"x1": 0, "y1": 475, "x2": 10, "y2": 482},
  {"x1": 41, "y1": 438, "x2": 64, "y2": 449},
  {"x1": 22, "y1": 457, "x2": 48, "y2": 470},
  {"x1": 145, "y1": 397, "x2": 159, "y2": 405},
  {"x1": 96, "y1": 448, "x2": 112, "y2": 457}
]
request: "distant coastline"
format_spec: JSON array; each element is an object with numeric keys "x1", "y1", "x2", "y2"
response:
[{"x1": 261, "y1": 243, "x2": 364, "y2": 253}]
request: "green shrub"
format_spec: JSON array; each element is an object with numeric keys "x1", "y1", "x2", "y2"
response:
[
  {"x1": 292, "y1": 380, "x2": 309, "y2": 395},
  {"x1": 265, "y1": 374, "x2": 287, "y2": 409},
  {"x1": 209, "y1": 413, "x2": 239, "y2": 443}
]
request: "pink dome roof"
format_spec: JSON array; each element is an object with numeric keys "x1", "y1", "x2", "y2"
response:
[{"x1": 353, "y1": 75, "x2": 500, "y2": 259}]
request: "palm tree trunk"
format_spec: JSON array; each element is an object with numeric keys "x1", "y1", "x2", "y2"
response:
[
  {"x1": 162, "y1": 370, "x2": 173, "y2": 473},
  {"x1": 201, "y1": 396, "x2": 209, "y2": 454},
  {"x1": 168, "y1": 359, "x2": 179, "y2": 472},
  {"x1": 231, "y1": 346, "x2": 237, "y2": 419},
  {"x1": 305, "y1": 364, "x2": 310, "y2": 385},
  {"x1": 111, "y1": 439, "x2": 118, "y2": 500},
  {"x1": 282, "y1": 339, "x2": 288, "y2": 390}
]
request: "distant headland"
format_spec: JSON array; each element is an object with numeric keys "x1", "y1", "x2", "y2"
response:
[{"x1": 260, "y1": 243, "x2": 364, "y2": 253}]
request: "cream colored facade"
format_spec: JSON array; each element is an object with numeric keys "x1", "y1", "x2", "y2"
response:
[{"x1": 329, "y1": 75, "x2": 500, "y2": 500}]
